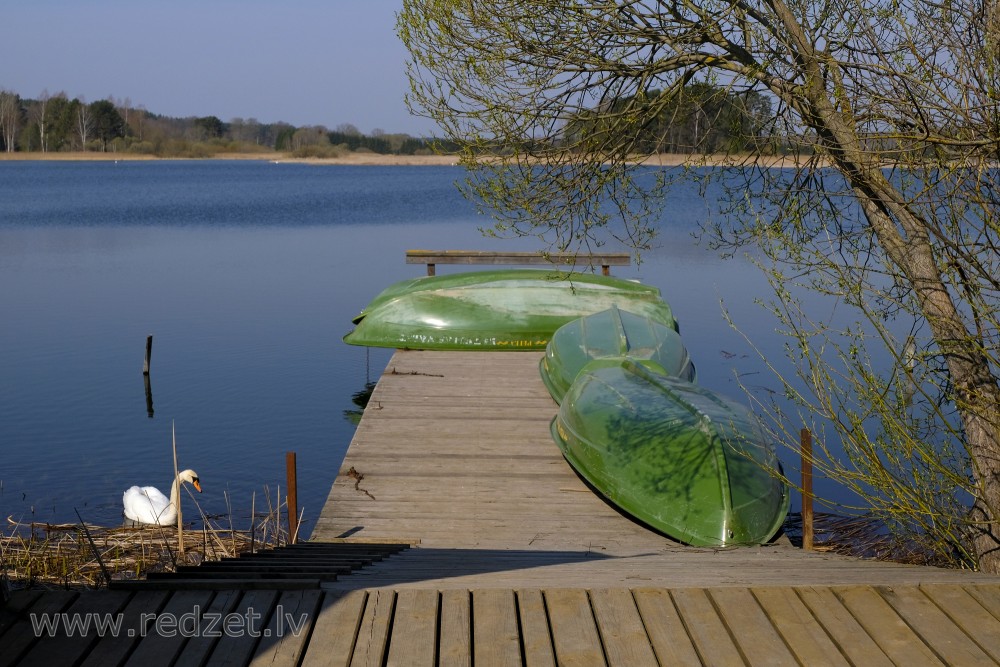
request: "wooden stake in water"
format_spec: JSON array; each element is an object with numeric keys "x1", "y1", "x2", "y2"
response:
[
  {"x1": 286, "y1": 452, "x2": 298, "y2": 545},
  {"x1": 801, "y1": 428, "x2": 814, "y2": 551},
  {"x1": 143, "y1": 335, "x2": 153, "y2": 375},
  {"x1": 173, "y1": 421, "x2": 184, "y2": 555}
]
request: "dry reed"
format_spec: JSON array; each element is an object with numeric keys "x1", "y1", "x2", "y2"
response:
[{"x1": 1, "y1": 485, "x2": 297, "y2": 591}]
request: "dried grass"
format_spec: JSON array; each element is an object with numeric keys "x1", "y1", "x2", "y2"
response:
[
  {"x1": 1, "y1": 485, "x2": 297, "y2": 591},
  {"x1": 784, "y1": 511, "x2": 963, "y2": 567}
]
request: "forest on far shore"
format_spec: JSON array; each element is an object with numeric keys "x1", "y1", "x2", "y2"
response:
[
  {"x1": 0, "y1": 83, "x2": 782, "y2": 158},
  {"x1": 0, "y1": 90, "x2": 446, "y2": 158}
]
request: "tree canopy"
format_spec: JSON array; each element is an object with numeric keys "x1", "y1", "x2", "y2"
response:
[{"x1": 399, "y1": 0, "x2": 1000, "y2": 569}]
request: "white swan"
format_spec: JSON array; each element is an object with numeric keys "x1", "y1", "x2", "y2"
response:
[{"x1": 123, "y1": 469, "x2": 202, "y2": 525}]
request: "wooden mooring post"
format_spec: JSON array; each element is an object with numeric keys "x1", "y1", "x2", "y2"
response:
[
  {"x1": 801, "y1": 428, "x2": 814, "y2": 550},
  {"x1": 286, "y1": 451, "x2": 298, "y2": 544},
  {"x1": 143, "y1": 335, "x2": 153, "y2": 374}
]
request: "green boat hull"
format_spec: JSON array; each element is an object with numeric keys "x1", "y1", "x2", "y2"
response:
[
  {"x1": 540, "y1": 305, "x2": 696, "y2": 403},
  {"x1": 551, "y1": 359, "x2": 789, "y2": 547},
  {"x1": 344, "y1": 269, "x2": 676, "y2": 350}
]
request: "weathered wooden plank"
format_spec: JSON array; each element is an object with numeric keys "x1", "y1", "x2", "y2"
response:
[
  {"x1": 320, "y1": 502, "x2": 655, "y2": 521},
  {"x1": 589, "y1": 588, "x2": 658, "y2": 667},
  {"x1": 350, "y1": 589, "x2": 395, "y2": 667},
  {"x1": 0, "y1": 590, "x2": 44, "y2": 641},
  {"x1": 327, "y1": 482, "x2": 590, "y2": 502},
  {"x1": 353, "y1": 404, "x2": 555, "y2": 421},
  {"x1": 962, "y1": 583, "x2": 1000, "y2": 619},
  {"x1": 631, "y1": 588, "x2": 701, "y2": 665},
  {"x1": 386, "y1": 589, "x2": 439, "y2": 667},
  {"x1": 404, "y1": 249, "x2": 631, "y2": 267},
  {"x1": 709, "y1": 587, "x2": 798, "y2": 666},
  {"x1": 300, "y1": 589, "x2": 369, "y2": 667},
  {"x1": 472, "y1": 589, "x2": 521, "y2": 667},
  {"x1": 249, "y1": 589, "x2": 324, "y2": 667},
  {"x1": 0, "y1": 590, "x2": 79, "y2": 667},
  {"x1": 324, "y1": 483, "x2": 592, "y2": 505},
  {"x1": 920, "y1": 584, "x2": 1000, "y2": 662},
  {"x1": 876, "y1": 585, "x2": 995, "y2": 665},
  {"x1": 363, "y1": 388, "x2": 552, "y2": 402},
  {"x1": 169, "y1": 589, "x2": 242, "y2": 667},
  {"x1": 120, "y1": 590, "x2": 215, "y2": 667},
  {"x1": 544, "y1": 588, "x2": 605, "y2": 667},
  {"x1": 438, "y1": 589, "x2": 471, "y2": 667},
  {"x1": 749, "y1": 587, "x2": 849, "y2": 666},
  {"x1": 17, "y1": 590, "x2": 131, "y2": 667},
  {"x1": 670, "y1": 588, "x2": 745, "y2": 666},
  {"x1": 204, "y1": 589, "x2": 279, "y2": 667},
  {"x1": 78, "y1": 590, "x2": 170, "y2": 667},
  {"x1": 833, "y1": 586, "x2": 944, "y2": 665},
  {"x1": 517, "y1": 589, "x2": 556, "y2": 667},
  {"x1": 795, "y1": 586, "x2": 892, "y2": 667}
]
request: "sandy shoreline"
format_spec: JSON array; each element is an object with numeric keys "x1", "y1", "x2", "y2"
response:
[{"x1": 0, "y1": 151, "x2": 814, "y2": 168}]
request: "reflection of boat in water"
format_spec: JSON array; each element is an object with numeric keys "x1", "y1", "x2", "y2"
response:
[
  {"x1": 539, "y1": 305, "x2": 696, "y2": 404},
  {"x1": 344, "y1": 269, "x2": 676, "y2": 350},
  {"x1": 344, "y1": 381, "x2": 377, "y2": 426},
  {"x1": 550, "y1": 358, "x2": 789, "y2": 547}
]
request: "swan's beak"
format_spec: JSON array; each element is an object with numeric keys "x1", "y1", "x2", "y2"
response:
[{"x1": 193, "y1": 479, "x2": 202, "y2": 493}]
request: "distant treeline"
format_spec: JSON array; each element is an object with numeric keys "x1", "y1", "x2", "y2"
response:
[
  {"x1": 0, "y1": 84, "x2": 787, "y2": 157},
  {"x1": 0, "y1": 89, "x2": 449, "y2": 157}
]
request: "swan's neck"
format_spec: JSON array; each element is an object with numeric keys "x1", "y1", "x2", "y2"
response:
[{"x1": 168, "y1": 475, "x2": 182, "y2": 520}]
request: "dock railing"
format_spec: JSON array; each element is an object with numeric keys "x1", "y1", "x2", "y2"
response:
[{"x1": 405, "y1": 249, "x2": 632, "y2": 276}]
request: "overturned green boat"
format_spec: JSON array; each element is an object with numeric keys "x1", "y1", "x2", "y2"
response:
[
  {"x1": 344, "y1": 269, "x2": 677, "y2": 350},
  {"x1": 551, "y1": 359, "x2": 789, "y2": 547},
  {"x1": 540, "y1": 305, "x2": 696, "y2": 404}
]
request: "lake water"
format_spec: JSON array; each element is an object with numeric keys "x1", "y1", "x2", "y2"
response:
[{"x1": 0, "y1": 160, "x2": 804, "y2": 539}]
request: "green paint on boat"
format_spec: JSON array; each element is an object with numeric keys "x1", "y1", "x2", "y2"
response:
[
  {"x1": 551, "y1": 359, "x2": 789, "y2": 547},
  {"x1": 539, "y1": 305, "x2": 696, "y2": 403},
  {"x1": 345, "y1": 269, "x2": 676, "y2": 350}
]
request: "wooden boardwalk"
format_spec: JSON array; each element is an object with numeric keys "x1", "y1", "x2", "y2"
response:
[
  {"x1": 7, "y1": 583, "x2": 1000, "y2": 665},
  {"x1": 313, "y1": 351, "x2": 1000, "y2": 588},
  {"x1": 7, "y1": 349, "x2": 1000, "y2": 665}
]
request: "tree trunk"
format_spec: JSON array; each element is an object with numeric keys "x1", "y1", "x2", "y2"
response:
[
  {"x1": 771, "y1": 0, "x2": 1000, "y2": 571},
  {"x1": 864, "y1": 196, "x2": 1000, "y2": 572}
]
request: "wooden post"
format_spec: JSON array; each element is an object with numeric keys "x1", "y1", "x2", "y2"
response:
[
  {"x1": 801, "y1": 428, "x2": 814, "y2": 551},
  {"x1": 144, "y1": 374, "x2": 154, "y2": 418},
  {"x1": 426, "y1": 263, "x2": 436, "y2": 276},
  {"x1": 173, "y1": 422, "x2": 184, "y2": 556},
  {"x1": 286, "y1": 451, "x2": 298, "y2": 544},
  {"x1": 143, "y1": 335, "x2": 153, "y2": 375}
]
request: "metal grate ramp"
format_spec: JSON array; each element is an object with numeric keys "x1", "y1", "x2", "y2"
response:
[{"x1": 109, "y1": 541, "x2": 411, "y2": 590}]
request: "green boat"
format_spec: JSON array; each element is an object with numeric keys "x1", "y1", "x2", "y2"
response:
[
  {"x1": 539, "y1": 305, "x2": 696, "y2": 403},
  {"x1": 344, "y1": 269, "x2": 677, "y2": 350},
  {"x1": 551, "y1": 359, "x2": 789, "y2": 547}
]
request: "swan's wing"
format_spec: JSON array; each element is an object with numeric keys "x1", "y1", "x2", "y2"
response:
[{"x1": 123, "y1": 485, "x2": 172, "y2": 524}]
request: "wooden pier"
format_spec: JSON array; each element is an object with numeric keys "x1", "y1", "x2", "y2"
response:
[{"x1": 6, "y1": 350, "x2": 1000, "y2": 665}]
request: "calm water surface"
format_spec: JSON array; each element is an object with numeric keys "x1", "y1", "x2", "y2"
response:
[{"x1": 0, "y1": 160, "x2": 798, "y2": 537}]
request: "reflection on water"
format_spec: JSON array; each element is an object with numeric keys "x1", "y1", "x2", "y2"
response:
[
  {"x1": 0, "y1": 160, "x2": 831, "y2": 538},
  {"x1": 144, "y1": 374, "x2": 154, "y2": 418},
  {"x1": 344, "y1": 381, "x2": 377, "y2": 426}
]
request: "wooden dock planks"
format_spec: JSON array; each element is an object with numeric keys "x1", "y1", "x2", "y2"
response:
[
  {"x1": 11, "y1": 583, "x2": 1000, "y2": 665},
  {"x1": 315, "y1": 350, "x2": 1000, "y2": 590}
]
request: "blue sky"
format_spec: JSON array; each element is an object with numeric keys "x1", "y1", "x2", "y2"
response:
[{"x1": 1, "y1": 0, "x2": 438, "y2": 136}]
